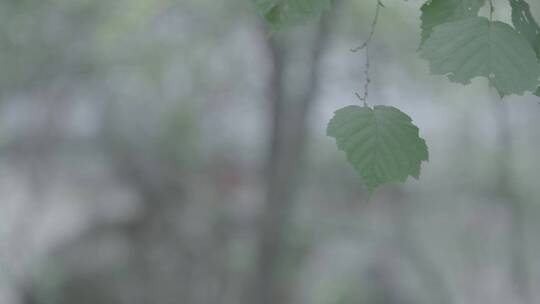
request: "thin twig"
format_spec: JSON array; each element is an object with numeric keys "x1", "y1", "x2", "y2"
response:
[
  {"x1": 351, "y1": 0, "x2": 383, "y2": 53},
  {"x1": 355, "y1": 46, "x2": 371, "y2": 104},
  {"x1": 352, "y1": 0, "x2": 383, "y2": 104}
]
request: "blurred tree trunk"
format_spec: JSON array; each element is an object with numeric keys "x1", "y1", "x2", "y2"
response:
[
  {"x1": 248, "y1": 9, "x2": 336, "y2": 304},
  {"x1": 492, "y1": 100, "x2": 531, "y2": 303}
]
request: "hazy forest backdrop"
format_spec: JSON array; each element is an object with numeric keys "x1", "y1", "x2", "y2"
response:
[{"x1": 1, "y1": 0, "x2": 540, "y2": 303}]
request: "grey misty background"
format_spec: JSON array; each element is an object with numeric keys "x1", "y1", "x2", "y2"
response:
[{"x1": 1, "y1": 0, "x2": 540, "y2": 303}]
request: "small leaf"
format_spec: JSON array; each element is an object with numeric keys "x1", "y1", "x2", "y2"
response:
[
  {"x1": 420, "y1": 0, "x2": 485, "y2": 44},
  {"x1": 327, "y1": 105, "x2": 429, "y2": 194},
  {"x1": 420, "y1": 17, "x2": 540, "y2": 95},
  {"x1": 509, "y1": 0, "x2": 540, "y2": 58},
  {"x1": 252, "y1": 0, "x2": 331, "y2": 29}
]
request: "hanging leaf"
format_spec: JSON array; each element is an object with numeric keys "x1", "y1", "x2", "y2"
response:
[
  {"x1": 327, "y1": 105, "x2": 429, "y2": 194},
  {"x1": 252, "y1": 0, "x2": 331, "y2": 29},
  {"x1": 509, "y1": 0, "x2": 540, "y2": 58},
  {"x1": 420, "y1": 0, "x2": 485, "y2": 44},
  {"x1": 420, "y1": 17, "x2": 540, "y2": 95}
]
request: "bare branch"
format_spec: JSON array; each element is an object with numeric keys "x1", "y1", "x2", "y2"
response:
[{"x1": 352, "y1": 0, "x2": 384, "y2": 104}]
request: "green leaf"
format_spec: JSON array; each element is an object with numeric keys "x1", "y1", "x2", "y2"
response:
[
  {"x1": 420, "y1": 0, "x2": 485, "y2": 44},
  {"x1": 509, "y1": 0, "x2": 540, "y2": 58},
  {"x1": 252, "y1": 0, "x2": 331, "y2": 29},
  {"x1": 419, "y1": 17, "x2": 540, "y2": 95},
  {"x1": 327, "y1": 105, "x2": 429, "y2": 194},
  {"x1": 535, "y1": 86, "x2": 540, "y2": 97}
]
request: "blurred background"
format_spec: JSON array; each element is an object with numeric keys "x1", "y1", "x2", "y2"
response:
[{"x1": 0, "y1": 0, "x2": 540, "y2": 303}]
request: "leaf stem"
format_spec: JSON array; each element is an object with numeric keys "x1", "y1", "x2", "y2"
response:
[
  {"x1": 351, "y1": 0, "x2": 383, "y2": 53},
  {"x1": 488, "y1": 0, "x2": 494, "y2": 21},
  {"x1": 352, "y1": 0, "x2": 384, "y2": 104}
]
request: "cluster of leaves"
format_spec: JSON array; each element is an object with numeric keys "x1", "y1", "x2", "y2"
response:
[
  {"x1": 253, "y1": 0, "x2": 332, "y2": 30},
  {"x1": 420, "y1": 0, "x2": 540, "y2": 96},
  {"x1": 253, "y1": 0, "x2": 540, "y2": 195}
]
